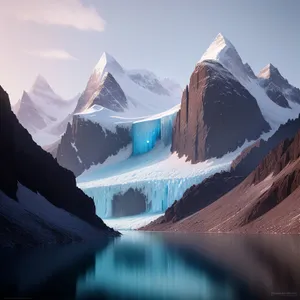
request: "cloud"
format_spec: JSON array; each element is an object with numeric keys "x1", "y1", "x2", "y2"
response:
[
  {"x1": 26, "y1": 49, "x2": 78, "y2": 60},
  {"x1": 4, "y1": 0, "x2": 106, "y2": 32}
]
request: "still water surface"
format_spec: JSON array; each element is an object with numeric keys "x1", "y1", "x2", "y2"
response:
[{"x1": 1, "y1": 231, "x2": 300, "y2": 300}]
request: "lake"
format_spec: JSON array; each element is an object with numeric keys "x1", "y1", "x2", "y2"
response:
[{"x1": 1, "y1": 232, "x2": 300, "y2": 299}]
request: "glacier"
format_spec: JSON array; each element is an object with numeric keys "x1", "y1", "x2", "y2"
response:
[
  {"x1": 132, "y1": 109, "x2": 177, "y2": 155},
  {"x1": 77, "y1": 136, "x2": 255, "y2": 220}
]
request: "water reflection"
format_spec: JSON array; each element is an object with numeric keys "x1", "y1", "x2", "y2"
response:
[
  {"x1": 76, "y1": 232, "x2": 254, "y2": 300},
  {"x1": 1, "y1": 233, "x2": 300, "y2": 299}
]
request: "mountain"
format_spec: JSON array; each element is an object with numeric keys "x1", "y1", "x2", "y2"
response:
[
  {"x1": 171, "y1": 59, "x2": 270, "y2": 163},
  {"x1": 171, "y1": 33, "x2": 300, "y2": 164},
  {"x1": 57, "y1": 52, "x2": 181, "y2": 176},
  {"x1": 258, "y1": 63, "x2": 300, "y2": 107},
  {"x1": 141, "y1": 33, "x2": 300, "y2": 232},
  {"x1": 198, "y1": 33, "x2": 300, "y2": 129},
  {"x1": 0, "y1": 85, "x2": 117, "y2": 245},
  {"x1": 16, "y1": 75, "x2": 79, "y2": 147}
]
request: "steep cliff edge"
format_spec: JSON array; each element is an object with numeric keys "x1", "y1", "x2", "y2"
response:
[{"x1": 0, "y1": 86, "x2": 117, "y2": 243}]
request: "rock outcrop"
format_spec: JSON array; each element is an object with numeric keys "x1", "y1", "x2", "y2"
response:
[
  {"x1": 171, "y1": 60, "x2": 270, "y2": 163},
  {"x1": 56, "y1": 116, "x2": 131, "y2": 176},
  {"x1": 82, "y1": 72, "x2": 127, "y2": 112},
  {"x1": 0, "y1": 85, "x2": 117, "y2": 241}
]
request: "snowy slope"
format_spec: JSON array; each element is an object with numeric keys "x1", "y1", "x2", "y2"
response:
[
  {"x1": 16, "y1": 75, "x2": 79, "y2": 147},
  {"x1": 75, "y1": 52, "x2": 181, "y2": 129},
  {"x1": 198, "y1": 33, "x2": 300, "y2": 129}
]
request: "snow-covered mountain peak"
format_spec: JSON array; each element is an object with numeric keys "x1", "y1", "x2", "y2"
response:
[
  {"x1": 198, "y1": 33, "x2": 249, "y2": 82},
  {"x1": 94, "y1": 52, "x2": 124, "y2": 78},
  {"x1": 199, "y1": 33, "x2": 235, "y2": 62}
]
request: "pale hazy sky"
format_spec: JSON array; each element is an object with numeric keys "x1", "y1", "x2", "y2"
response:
[{"x1": 1, "y1": 0, "x2": 300, "y2": 104}]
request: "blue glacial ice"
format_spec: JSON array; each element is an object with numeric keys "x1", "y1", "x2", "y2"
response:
[{"x1": 132, "y1": 110, "x2": 177, "y2": 155}]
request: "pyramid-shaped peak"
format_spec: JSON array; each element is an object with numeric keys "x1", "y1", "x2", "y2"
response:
[
  {"x1": 214, "y1": 33, "x2": 233, "y2": 46},
  {"x1": 94, "y1": 52, "x2": 123, "y2": 76},
  {"x1": 31, "y1": 74, "x2": 53, "y2": 93},
  {"x1": 258, "y1": 63, "x2": 281, "y2": 79},
  {"x1": 199, "y1": 33, "x2": 237, "y2": 64}
]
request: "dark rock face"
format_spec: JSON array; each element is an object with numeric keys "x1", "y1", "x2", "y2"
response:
[
  {"x1": 0, "y1": 88, "x2": 18, "y2": 200},
  {"x1": 112, "y1": 188, "x2": 147, "y2": 217},
  {"x1": 0, "y1": 85, "x2": 113, "y2": 233},
  {"x1": 233, "y1": 115, "x2": 300, "y2": 177},
  {"x1": 259, "y1": 81, "x2": 290, "y2": 108},
  {"x1": 244, "y1": 63, "x2": 256, "y2": 79},
  {"x1": 172, "y1": 60, "x2": 270, "y2": 163},
  {"x1": 147, "y1": 114, "x2": 300, "y2": 227},
  {"x1": 56, "y1": 116, "x2": 131, "y2": 176},
  {"x1": 84, "y1": 73, "x2": 127, "y2": 112}
]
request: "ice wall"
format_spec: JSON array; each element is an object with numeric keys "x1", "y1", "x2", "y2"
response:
[
  {"x1": 82, "y1": 163, "x2": 229, "y2": 219},
  {"x1": 132, "y1": 119, "x2": 161, "y2": 155},
  {"x1": 132, "y1": 112, "x2": 177, "y2": 155}
]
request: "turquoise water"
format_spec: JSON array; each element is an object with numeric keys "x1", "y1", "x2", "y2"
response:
[{"x1": 1, "y1": 232, "x2": 300, "y2": 299}]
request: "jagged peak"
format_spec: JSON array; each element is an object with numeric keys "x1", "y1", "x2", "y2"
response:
[
  {"x1": 198, "y1": 33, "x2": 250, "y2": 82},
  {"x1": 258, "y1": 63, "x2": 281, "y2": 79},
  {"x1": 94, "y1": 52, "x2": 123, "y2": 76}
]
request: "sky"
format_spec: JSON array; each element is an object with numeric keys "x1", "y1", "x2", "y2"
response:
[{"x1": 1, "y1": 0, "x2": 300, "y2": 104}]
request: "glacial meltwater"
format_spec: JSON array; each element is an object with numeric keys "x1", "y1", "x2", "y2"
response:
[{"x1": 1, "y1": 232, "x2": 300, "y2": 300}]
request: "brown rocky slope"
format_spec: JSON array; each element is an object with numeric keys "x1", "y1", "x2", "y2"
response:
[{"x1": 142, "y1": 116, "x2": 300, "y2": 233}]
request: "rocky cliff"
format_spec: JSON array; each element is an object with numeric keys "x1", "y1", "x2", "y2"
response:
[
  {"x1": 171, "y1": 60, "x2": 270, "y2": 163},
  {"x1": 0, "y1": 86, "x2": 117, "y2": 244},
  {"x1": 56, "y1": 116, "x2": 131, "y2": 176}
]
